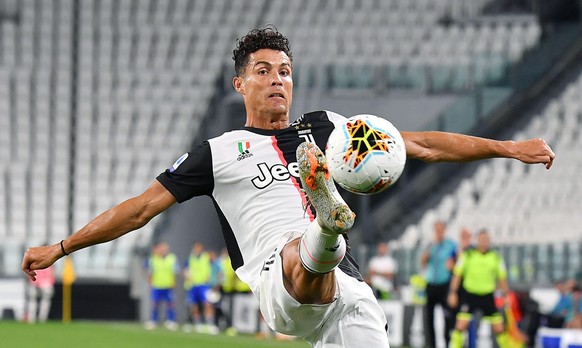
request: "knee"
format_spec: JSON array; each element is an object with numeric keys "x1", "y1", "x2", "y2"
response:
[{"x1": 280, "y1": 240, "x2": 336, "y2": 304}]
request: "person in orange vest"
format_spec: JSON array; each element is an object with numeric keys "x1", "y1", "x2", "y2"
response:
[{"x1": 145, "y1": 242, "x2": 179, "y2": 330}]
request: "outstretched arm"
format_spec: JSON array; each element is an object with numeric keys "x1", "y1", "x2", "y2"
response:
[
  {"x1": 402, "y1": 131, "x2": 555, "y2": 169},
  {"x1": 22, "y1": 180, "x2": 176, "y2": 281}
]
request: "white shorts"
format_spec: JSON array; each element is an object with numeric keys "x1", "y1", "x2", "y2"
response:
[
  {"x1": 258, "y1": 233, "x2": 390, "y2": 348},
  {"x1": 28, "y1": 285, "x2": 54, "y2": 300}
]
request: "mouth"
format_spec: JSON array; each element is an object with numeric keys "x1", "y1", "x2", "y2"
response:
[{"x1": 268, "y1": 93, "x2": 286, "y2": 100}]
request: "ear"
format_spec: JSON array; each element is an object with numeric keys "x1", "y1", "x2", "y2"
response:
[{"x1": 233, "y1": 76, "x2": 244, "y2": 95}]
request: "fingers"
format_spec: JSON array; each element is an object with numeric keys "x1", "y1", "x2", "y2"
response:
[
  {"x1": 546, "y1": 156, "x2": 554, "y2": 169},
  {"x1": 22, "y1": 248, "x2": 41, "y2": 280},
  {"x1": 25, "y1": 270, "x2": 37, "y2": 282},
  {"x1": 540, "y1": 139, "x2": 555, "y2": 169},
  {"x1": 22, "y1": 262, "x2": 38, "y2": 281},
  {"x1": 22, "y1": 251, "x2": 32, "y2": 274}
]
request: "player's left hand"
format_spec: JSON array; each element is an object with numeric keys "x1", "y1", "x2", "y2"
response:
[{"x1": 513, "y1": 138, "x2": 555, "y2": 169}]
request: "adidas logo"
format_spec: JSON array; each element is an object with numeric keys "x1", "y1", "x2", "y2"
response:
[{"x1": 237, "y1": 149, "x2": 253, "y2": 161}]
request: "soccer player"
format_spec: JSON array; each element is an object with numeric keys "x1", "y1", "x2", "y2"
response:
[
  {"x1": 447, "y1": 229, "x2": 510, "y2": 348},
  {"x1": 183, "y1": 242, "x2": 217, "y2": 334},
  {"x1": 145, "y1": 242, "x2": 179, "y2": 330},
  {"x1": 22, "y1": 27, "x2": 555, "y2": 347}
]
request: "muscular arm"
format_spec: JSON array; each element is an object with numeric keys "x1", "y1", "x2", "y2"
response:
[
  {"x1": 22, "y1": 180, "x2": 176, "y2": 280},
  {"x1": 402, "y1": 131, "x2": 555, "y2": 169}
]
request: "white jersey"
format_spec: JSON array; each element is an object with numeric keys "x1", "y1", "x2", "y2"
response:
[{"x1": 157, "y1": 110, "x2": 363, "y2": 292}]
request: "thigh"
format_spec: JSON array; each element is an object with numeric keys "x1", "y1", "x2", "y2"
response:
[
  {"x1": 426, "y1": 284, "x2": 447, "y2": 307},
  {"x1": 479, "y1": 294, "x2": 501, "y2": 320},
  {"x1": 151, "y1": 288, "x2": 162, "y2": 303},
  {"x1": 27, "y1": 285, "x2": 40, "y2": 299},
  {"x1": 193, "y1": 286, "x2": 208, "y2": 304},
  {"x1": 160, "y1": 289, "x2": 174, "y2": 303},
  {"x1": 457, "y1": 292, "x2": 476, "y2": 317},
  {"x1": 258, "y1": 233, "x2": 337, "y2": 338},
  {"x1": 40, "y1": 286, "x2": 54, "y2": 299}
]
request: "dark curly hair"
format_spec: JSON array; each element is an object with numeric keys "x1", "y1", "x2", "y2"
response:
[{"x1": 232, "y1": 26, "x2": 293, "y2": 76}]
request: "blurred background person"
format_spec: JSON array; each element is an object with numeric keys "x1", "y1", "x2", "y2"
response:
[
  {"x1": 26, "y1": 265, "x2": 55, "y2": 323},
  {"x1": 183, "y1": 242, "x2": 217, "y2": 334},
  {"x1": 565, "y1": 282, "x2": 582, "y2": 329},
  {"x1": 448, "y1": 229, "x2": 510, "y2": 348},
  {"x1": 421, "y1": 220, "x2": 458, "y2": 348},
  {"x1": 218, "y1": 248, "x2": 237, "y2": 335},
  {"x1": 144, "y1": 242, "x2": 179, "y2": 330},
  {"x1": 457, "y1": 227, "x2": 477, "y2": 348},
  {"x1": 545, "y1": 279, "x2": 572, "y2": 328},
  {"x1": 459, "y1": 227, "x2": 473, "y2": 253},
  {"x1": 366, "y1": 241, "x2": 398, "y2": 300},
  {"x1": 207, "y1": 250, "x2": 223, "y2": 329}
]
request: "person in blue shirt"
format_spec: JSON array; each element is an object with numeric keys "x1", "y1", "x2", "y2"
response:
[
  {"x1": 421, "y1": 220, "x2": 457, "y2": 348},
  {"x1": 545, "y1": 279, "x2": 572, "y2": 328}
]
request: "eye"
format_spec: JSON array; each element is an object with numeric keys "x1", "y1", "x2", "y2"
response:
[
  {"x1": 258, "y1": 69, "x2": 268, "y2": 75},
  {"x1": 280, "y1": 69, "x2": 290, "y2": 77}
]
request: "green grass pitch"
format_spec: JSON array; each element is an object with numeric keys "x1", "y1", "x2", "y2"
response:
[{"x1": 0, "y1": 321, "x2": 310, "y2": 348}]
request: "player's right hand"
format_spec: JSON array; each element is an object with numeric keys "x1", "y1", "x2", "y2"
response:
[
  {"x1": 22, "y1": 244, "x2": 62, "y2": 281},
  {"x1": 447, "y1": 292, "x2": 458, "y2": 308}
]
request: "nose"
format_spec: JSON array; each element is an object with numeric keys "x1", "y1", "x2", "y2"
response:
[{"x1": 270, "y1": 72, "x2": 283, "y2": 86}]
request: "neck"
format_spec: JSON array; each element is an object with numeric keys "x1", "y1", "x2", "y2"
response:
[{"x1": 245, "y1": 111, "x2": 290, "y2": 130}]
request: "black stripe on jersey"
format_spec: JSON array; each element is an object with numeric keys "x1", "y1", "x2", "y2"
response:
[
  {"x1": 342, "y1": 234, "x2": 363, "y2": 282},
  {"x1": 213, "y1": 199, "x2": 244, "y2": 270}
]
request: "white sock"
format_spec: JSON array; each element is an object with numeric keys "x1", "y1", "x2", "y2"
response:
[
  {"x1": 39, "y1": 298, "x2": 51, "y2": 322},
  {"x1": 299, "y1": 220, "x2": 346, "y2": 274}
]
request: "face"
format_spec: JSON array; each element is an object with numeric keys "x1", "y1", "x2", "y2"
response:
[
  {"x1": 476, "y1": 232, "x2": 490, "y2": 251},
  {"x1": 193, "y1": 243, "x2": 203, "y2": 255},
  {"x1": 158, "y1": 243, "x2": 169, "y2": 256},
  {"x1": 460, "y1": 228, "x2": 471, "y2": 247},
  {"x1": 434, "y1": 221, "x2": 446, "y2": 242},
  {"x1": 233, "y1": 49, "x2": 293, "y2": 121},
  {"x1": 377, "y1": 243, "x2": 388, "y2": 256}
]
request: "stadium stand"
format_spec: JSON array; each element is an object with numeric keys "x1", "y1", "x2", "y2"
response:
[
  {"x1": 0, "y1": 0, "x2": 263, "y2": 278},
  {"x1": 0, "y1": 0, "x2": 554, "y2": 284},
  {"x1": 261, "y1": 0, "x2": 540, "y2": 92},
  {"x1": 393, "y1": 67, "x2": 582, "y2": 286}
]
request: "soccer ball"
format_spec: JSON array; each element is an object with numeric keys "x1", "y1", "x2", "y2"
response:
[{"x1": 326, "y1": 114, "x2": 406, "y2": 195}]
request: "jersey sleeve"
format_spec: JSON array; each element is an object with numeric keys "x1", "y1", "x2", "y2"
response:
[
  {"x1": 156, "y1": 141, "x2": 214, "y2": 203},
  {"x1": 453, "y1": 251, "x2": 466, "y2": 276},
  {"x1": 324, "y1": 110, "x2": 348, "y2": 128}
]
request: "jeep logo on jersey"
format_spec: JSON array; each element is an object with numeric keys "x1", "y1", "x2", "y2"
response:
[{"x1": 251, "y1": 162, "x2": 300, "y2": 189}]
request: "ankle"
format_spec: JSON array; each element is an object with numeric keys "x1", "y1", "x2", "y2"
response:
[{"x1": 299, "y1": 220, "x2": 346, "y2": 274}]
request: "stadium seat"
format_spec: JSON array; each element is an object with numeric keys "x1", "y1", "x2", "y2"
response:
[{"x1": 0, "y1": 0, "x2": 547, "y2": 280}]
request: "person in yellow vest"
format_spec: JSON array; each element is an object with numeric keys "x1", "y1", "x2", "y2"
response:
[
  {"x1": 144, "y1": 242, "x2": 179, "y2": 330},
  {"x1": 448, "y1": 229, "x2": 510, "y2": 348},
  {"x1": 183, "y1": 242, "x2": 217, "y2": 334},
  {"x1": 219, "y1": 248, "x2": 238, "y2": 335}
]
